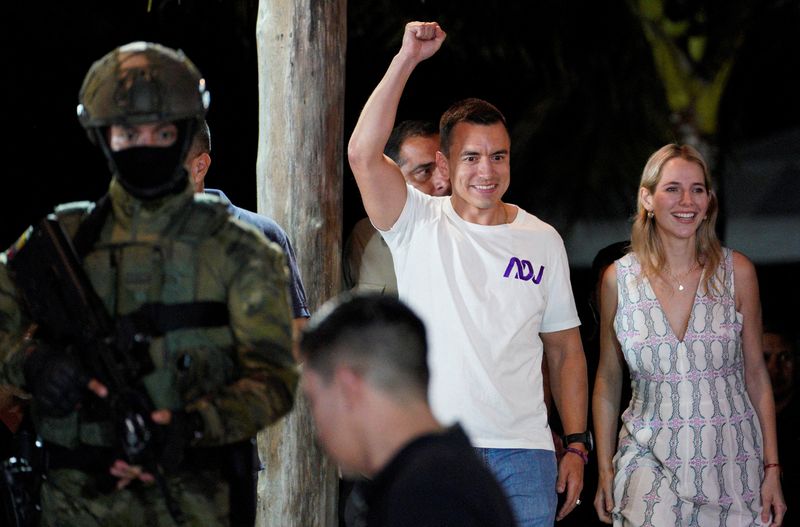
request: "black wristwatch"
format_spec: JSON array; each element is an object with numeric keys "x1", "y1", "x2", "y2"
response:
[{"x1": 562, "y1": 431, "x2": 594, "y2": 452}]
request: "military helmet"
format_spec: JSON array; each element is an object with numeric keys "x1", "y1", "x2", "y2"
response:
[{"x1": 77, "y1": 41, "x2": 210, "y2": 129}]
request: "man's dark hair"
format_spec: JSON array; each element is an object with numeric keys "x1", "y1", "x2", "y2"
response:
[
  {"x1": 301, "y1": 294, "x2": 429, "y2": 399},
  {"x1": 439, "y1": 98, "x2": 507, "y2": 156},
  {"x1": 590, "y1": 240, "x2": 630, "y2": 288},
  {"x1": 190, "y1": 118, "x2": 212, "y2": 156},
  {"x1": 384, "y1": 120, "x2": 438, "y2": 165},
  {"x1": 588, "y1": 240, "x2": 629, "y2": 328}
]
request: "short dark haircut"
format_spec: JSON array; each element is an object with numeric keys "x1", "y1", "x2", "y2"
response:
[
  {"x1": 190, "y1": 118, "x2": 211, "y2": 156},
  {"x1": 439, "y1": 98, "x2": 507, "y2": 156},
  {"x1": 384, "y1": 120, "x2": 438, "y2": 165},
  {"x1": 301, "y1": 294, "x2": 429, "y2": 399}
]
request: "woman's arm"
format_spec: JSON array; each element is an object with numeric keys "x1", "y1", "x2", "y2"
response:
[
  {"x1": 592, "y1": 265, "x2": 625, "y2": 524},
  {"x1": 734, "y1": 251, "x2": 786, "y2": 526}
]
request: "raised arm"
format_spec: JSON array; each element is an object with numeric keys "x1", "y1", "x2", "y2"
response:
[
  {"x1": 592, "y1": 265, "x2": 625, "y2": 524},
  {"x1": 347, "y1": 22, "x2": 446, "y2": 230},
  {"x1": 733, "y1": 251, "x2": 786, "y2": 526}
]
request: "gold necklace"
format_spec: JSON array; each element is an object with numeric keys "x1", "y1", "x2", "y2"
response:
[{"x1": 667, "y1": 262, "x2": 699, "y2": 292}]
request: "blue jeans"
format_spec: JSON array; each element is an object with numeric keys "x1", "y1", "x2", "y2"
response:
[{"x1": 475, "y1": 448, "x2": 557, "y2": 527}]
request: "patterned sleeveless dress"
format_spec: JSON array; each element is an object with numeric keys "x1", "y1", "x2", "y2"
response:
[{"x1": 611, "y1": 249, "x2": 765, "y2": 526}]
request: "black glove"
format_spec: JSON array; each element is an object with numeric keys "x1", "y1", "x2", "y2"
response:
[
  {"x1": 156, "y1": 410, "x2": 204, "y2": 473},
  {"x1": 23, "y1": 346, "x2": 90, "y2": 418}
]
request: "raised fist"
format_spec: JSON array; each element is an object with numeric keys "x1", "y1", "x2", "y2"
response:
[{"x1": 399, "y1": 21, "x2": 446, "y2": 64}]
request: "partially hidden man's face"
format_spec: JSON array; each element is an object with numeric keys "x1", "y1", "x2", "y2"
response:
[
  {"x1": 108, "y1": 122, "x2": 179, "y2": 151},
  {"x1": 764, "y1": 332, "x2": 794, "y2": 399},
  {"x1": 302, "y1": 368, "x2": 364, "y2": 475},
  {"x1": 398, "y1": 134, "x2": 450, "y2": 197},
  {"x1": 438, "y1": 122, "x2": 510, "y2": 217}
]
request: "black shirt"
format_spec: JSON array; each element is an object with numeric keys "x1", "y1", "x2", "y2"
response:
[{"x1": 349, "y1": 425, "x2": 517, "y2": 527}]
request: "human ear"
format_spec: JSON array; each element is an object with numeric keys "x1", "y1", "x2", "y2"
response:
[
  {"x1": 335, "y1": 367, "x2": 364, "y2": 409},
  {"x1": 639, "y1": 187, "x2": 653, "y2": 212},
  {"x1": 189, "y1": 152, "x2": 211, "y2": 191},
  {"x1": 435, "y1": 150, "x2": 449, "y2": 178}
]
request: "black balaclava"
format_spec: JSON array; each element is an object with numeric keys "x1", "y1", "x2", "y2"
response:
[{"x1": 104, "y1": 118, "x2": 196, "y2": 200}]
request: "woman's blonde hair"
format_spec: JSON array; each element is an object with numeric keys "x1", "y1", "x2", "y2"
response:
[{"x1": 630, "y1": 144, "x2": 722, "y2": 294}]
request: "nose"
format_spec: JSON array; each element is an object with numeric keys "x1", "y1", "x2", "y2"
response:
[
  {"x1": 477, "y1": 157, "x2": 492, "y2": 178},
  {"x1": 680, "y1": 189, "x2": 693, "y2": 205}
]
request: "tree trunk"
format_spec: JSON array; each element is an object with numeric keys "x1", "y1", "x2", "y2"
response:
[{"x1": 254, "y1": 0, "x2": 346, "y2": 526}]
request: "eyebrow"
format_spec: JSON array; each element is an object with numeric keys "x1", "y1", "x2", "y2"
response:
[
  {"x1": 661, "y1": 180, "x2": 705, "y2": 186},
  {"x1": 460, "y1": 149, "x2": 509, "y2": 157},
  {"x1": 411, "y1": 161, "x2": 435, "y2": 172}
]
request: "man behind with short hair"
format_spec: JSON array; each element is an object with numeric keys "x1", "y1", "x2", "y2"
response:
[
  {"x1": 185, "y1": 120, "x2": 310, "y2": 328},
  {"x1": 343, "y1": 120, "x2": 449, "y2": 294},
  {"x1": 301, "y1": 294, "x2": 517, "y2": 527},
  {"x1": 347, "y1": 21, "x2": 589, "y2": 526},
  {"x1": 384, "y1": 120, "x2": 450, "y2": 198}
]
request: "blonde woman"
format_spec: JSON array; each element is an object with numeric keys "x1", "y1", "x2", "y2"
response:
[{"x1": 593, "y1": 144, "x2": 786, "y2": 526}]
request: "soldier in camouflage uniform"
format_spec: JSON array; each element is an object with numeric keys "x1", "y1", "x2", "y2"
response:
[{"x1": 0, "y1": 42, "x2": 298, "y2": 526}]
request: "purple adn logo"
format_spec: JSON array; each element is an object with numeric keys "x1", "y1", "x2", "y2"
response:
[{"x1": 503, "y1": 257, "x2": 545, "y2": 284}]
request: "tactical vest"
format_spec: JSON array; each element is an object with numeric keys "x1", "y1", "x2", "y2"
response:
[{"x1": 38, "y1": 193, "x2": 236, "y2": 448}]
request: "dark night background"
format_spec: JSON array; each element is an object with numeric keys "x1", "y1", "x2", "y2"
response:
[
  {"x1": 7, "y1": 0, "x2": 799, "y2": 323},
  {"x1": 4, "y1": 1, "x2": 800, "y2": 523}
]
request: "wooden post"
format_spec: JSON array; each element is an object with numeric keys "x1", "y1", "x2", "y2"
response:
[{"x1": 254, "y1": 0, "x2": 345, "y2": 526}]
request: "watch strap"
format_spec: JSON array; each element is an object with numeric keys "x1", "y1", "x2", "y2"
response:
[{"x1": 563, "y1": 431, "x2": 593, "y2": 451}]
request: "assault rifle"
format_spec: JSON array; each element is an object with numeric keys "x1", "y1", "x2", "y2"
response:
[{"x1": 6, "y1": 215, "x2": 184, "y2": 523}]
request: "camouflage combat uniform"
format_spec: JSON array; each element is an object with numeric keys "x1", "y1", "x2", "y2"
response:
[{"x1": 0, "y1": 177, "x2": 299, "y2": 526}]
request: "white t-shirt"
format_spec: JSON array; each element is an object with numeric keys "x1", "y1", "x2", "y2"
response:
[{"x1": 381, "y1": 186, "x2": 580, "y2": 449}]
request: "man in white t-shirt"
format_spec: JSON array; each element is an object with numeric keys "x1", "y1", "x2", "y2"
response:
[{"x1": 347, "y1": 21, "x2": 589, "y2": 526}]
